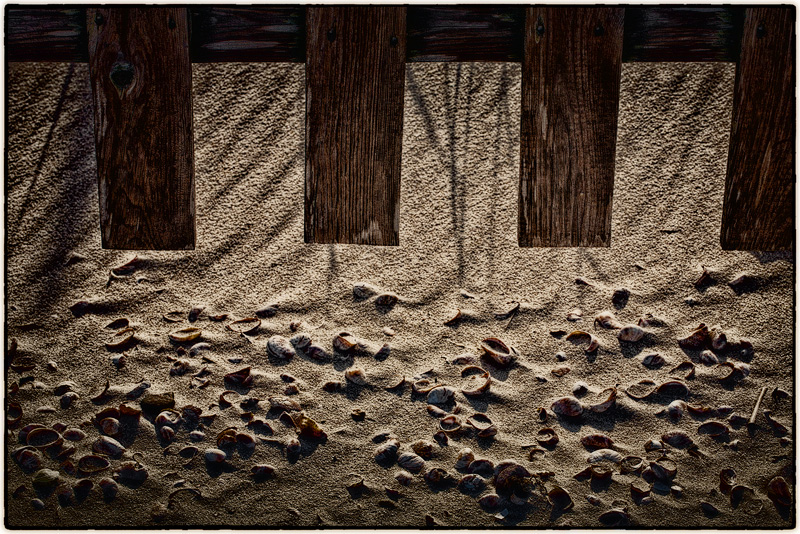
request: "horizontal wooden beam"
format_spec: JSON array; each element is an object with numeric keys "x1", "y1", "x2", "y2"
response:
[{"x1": 7, "y1": 5, "x2": 746, "y2": 64}]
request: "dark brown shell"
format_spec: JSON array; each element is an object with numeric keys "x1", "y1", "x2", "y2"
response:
[
  {"x1": 656, "y1": 380, "x2": 689, "y2": 398},
  {"x1": 26, "y1": 428, "x2": 62, "y2": 448},
  {"x1": 551, "y1": 396, "x2": 584, "y2": 417},
  {"x1": 536, "y1": 428, "x2": 559, "y2": 448},
  {"x1": 599, "y1": 509, "x2": 630, "y2": 526},
  {"x1": 649, "y1": 458, "x2": 677, "y2": 481},
  {"x1": 423, "y1": 467, "x2": 451, "y2": 485},
  {"x1": 548, "y1": 486, "x2": 574, "y2": 511},
  {"x1": 588, "y1": 387, "x2": 617, "y2": 413},
  {"x1": 480, "y1": 337, "x2": 515, "y2": 367},
  {"x1": 573, "y1": 466, "x2": 593, "y2": 481},
  {"x1": 625, "y1": 379, "x2": 657, "y2": 400},
  {"x1": 720, "y1": 468, "x2": 737, "y2": 494},
  {"x1": 698, "y1": 421, "x2": 729, "y2": 437},
  {"x1": 224, "y1": 367, "x2": 253, "y2": 388},
  {"x1": 494, "y1": 464, "x2": 531, "y2": 496},
  {"x1": 767, "y1": 476, "x2": 792, "y2": 507},
  {"x1": 631, "y1": 480, "x2": 650, "y2": 500},
  {"x1": 678, "y1": 323, "x2": 710, "y2": 350},
  {"x1": 115, "y1": 461, "x2": 148, "y2": 482},
  {"x1": 7, "y1": 401, "x2": 22, "y2": 428},
  {"x1": 662, "y1": 430, "x2": 693, "y2": 449},
  {"x1": 581, "y1": 433, "x2": 614, "y2": 450},
  {"x1": 700, "y1": 501, "x2": 720, "y2": 517}
]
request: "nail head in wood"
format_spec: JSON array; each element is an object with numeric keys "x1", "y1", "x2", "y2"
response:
[
  {"x1": 327, "y1": 27, "x2": 336, "y2": 42},
  {"x1": 595, "y1": 24, "x2": 605, "y2": 36},
  {"x1": 169, "y1": 17, "x2": 176, "y2": 30},
  {"x1": 95, "y1": 12, "x2": 104, "y2": 26}
]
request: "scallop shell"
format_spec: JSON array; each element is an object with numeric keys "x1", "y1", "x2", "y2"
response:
[
  {"x1": 267, "y1": 335, "x2": 296, "y2": 360},
  {"x1": 551, "y1": 396, "x2": 584, "y2": 417},
  {"x1": 618, "y1": 325, "x2": 645, "y2": 342},
  {"x1": 677, "y1": 324, "x2": 710, "y2": 350},
  {"x1": 92, "y1": 436, "x2": 126, "y2": 457},
  {"x1": 588, "y1": 387, "x2": 616, "y2": 413},
  {"x1": 397, "y1": 452, "x2": 425, "y2": 473},
  {"x1": 461, "y1": 366, "x2": 491, "y2": 396},
  {"x1": 581, "y1": 434, "x2": 614, "y2": 450},
  {"x1": 587, "y1": 449, "x2": 623, "y2": 464},
  {"x1": 333, "y1": 332, "x2": 359, "y2": 352},
  {"x1": 226, "y1": 317, "x2": 261, "y2": 334},
  {"x1": 454, "y1": 448, "x2": 475, "y2": 469},
  {"x1": 77, "y1": 454, "x2": 110, "y2": 474},
  {"x1": 457, "y1": 474, "x2": 486, "y2": 493},
  {"x1": 480, "y1": 337, "x2": 516, "y2": 367},
  {"x1": 169, "y1": 327, "x2": 202, "y2": 343},
  {"x1": 27, "y1": 428, "x2": 62, "y2": 448},
  {"x1": 537, "y1": 428, "x2": 559, "y2": 448},
  {"x1": 698, "y1": 421, "x2": 729, "y2": 437},
  {"x1": 106, "y1": 328, "x2": 135, "y2": 349},
  {"x1": 548, "y1": 486, "x2": 574, "y2": 511},
  {"x1": 566, "y1": 331, "x2": 600, "y2": 353},
  {"x1": 344, "y1": 368, "x2": 367, "y2": 385},
  {"x1": 426, "y1": 386, "x2": 455, "y2": 405},
  {"x1": 661, "y1": 430, "x2": 693, "y2": 449}
]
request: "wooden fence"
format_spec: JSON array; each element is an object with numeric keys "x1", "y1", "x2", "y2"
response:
[{"x1": 6, "y1": 5, "x2": 795, "y2": 251}]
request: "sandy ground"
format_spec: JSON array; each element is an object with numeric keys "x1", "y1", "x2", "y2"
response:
[{"x1": 5, "y1": 61, "x2": 795, "y2": 528}]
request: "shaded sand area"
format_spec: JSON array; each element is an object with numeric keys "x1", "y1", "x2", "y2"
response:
[{"x1": 5, "y1": 61, "x2": 794, "y2": 527}]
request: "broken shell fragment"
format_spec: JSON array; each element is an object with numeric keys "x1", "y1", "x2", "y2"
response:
[
  {"x1": 678, "y1": 324, "x2": 710, "y2": 350},
  {"x1": 226, "y1": 317, "x2": 261, "y2": 334},
  {"x1": 427, "y1": 386, "x2": 455, "y2": 405},
  {"x1": 480, "y1": 337, "x2": 516, "y2": 367},
  {"x1": 536, "y1": 428, "x2": 559, "y2": 448},
  {"x1": 454, "y1": 448, "x2": 475, "y2": 469},
  {"x1": 423, "y1": 467, "x2": 451, "y2": 486},
  {"x1": 720, "y1": 468, "x2": 737, "y2": 494},
  {"x1": 77, "y1": 455, "x2": 110, "y2": 474},
  {"x1": 656, "y1": 380, "x2": 689, "y2": 398},
  {"x1": 566, "y1": 331, "x2": 600, "y2": 353},
  {"x1": 106, "y1": 328, "x2": 135, "y2": 350},
  {"x1": 670, "y1": 361, "x2": 696, "y2": 380},
  {"x1": 698, "y1": 421, "x2": 729, "y2": 437},
  {"x1": 767, "y1": 476, "x2": 792, "y2": 507},
  {"x1": 305, "y1": 344, "x2": 330, "y2": 362},
  {"x1": 60, "y1": 392, "x2": 79, "y2": 409},
  {"x1": 566, "y1": 309, "x2": 583, "y2": 321},
  {"x1": 444, "y1": 309, "x2": 462, "y2": 326},
  {"x1": 291, "y1": 412, "x2": 326, "y2": 439},
  {"x1": 333, "y1": 333, "x2": 359, "y2": 353},
  {"x1": 13, "y1": 447, "x2": 41, "y2": 472},
  {"x1": 439, "y1": 415, "x2": 462, "y2": 434},
  {"x1": 267, "y1": 335, "x2": 296, "y2": 360},
  {"x1": 411, "y1": 440, "x2": 435, "y2": 459},
  {"x1": 54, "y1": 381, "x2": 78, "y2": 395},
  {"x1": 224, "y1": 367, "x2": 253, "y2": 388},
  {"x1": 588, "y1": 387, "x2": 617, "y2": 413},
  {"x1": 699, "y1": 350, "x2": 718, "y2": 365},
  {"x1": 581, "y1": 434, "x2": 614, "y2": 450},
  {"x1": 458, "y1": 474, "x2": 486, "y2": 493},
  {"x1": 344, "y1": 368, "x2": 368, "y2": 386},
  {"x1": 169, "y1": 327, "x2": 202, "y2": 343},
  {"x1": 251, "y1": 464, "x2": 276, "y2": 479},
  {"x1": 289, "y1": 333, "x2": 312, "y2": 351},
  {"x1": 618, "y1": 325, "x2": 645, "y2": 342},
  {"x1": 493, "y1": 463, "x2": 531, "y2": 497},
  {"x1": 551, "y1": 396, "x2": 584, "y2": 417},
  {"x1": 595, "y1": 311, "x2": 623, "y2": 329}
]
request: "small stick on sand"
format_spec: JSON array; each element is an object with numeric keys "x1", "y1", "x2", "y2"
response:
[{"x1": 748, "y1": 386, "x2": 768, "y2": 427}]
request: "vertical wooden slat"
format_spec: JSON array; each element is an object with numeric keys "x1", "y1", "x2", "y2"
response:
[
  {"x1": 305, "y1": 6, "x2": 406, "y2": 245},
  {"x1": 721, "y1": 7, "x2": 795, "y2": 251},
  {"x1": 87, "y1": 7, "x2": 195, "y2": 250},
  {"x1": 519, "y1": 7, "x2": 624, "y2": 247}
]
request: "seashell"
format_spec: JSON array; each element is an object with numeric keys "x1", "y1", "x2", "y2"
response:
[
  {"x1": 188, "y1": 342, "x2": 212, "y2": 357},
  {"x1": 226, "y1": 317, "x2": 260, "y2": 334},
  {"x1": 641, "y1": 353, "x2": 665, "y2": 368},
  {"x1": 162, "y1": 311, "x2": 185, "y2": 323},
  {"x1": 551, "y1": 366, "x2": 570, "y2": 378},
  {"x1": 566, "y1": 331, "x2": 600, "y2": 353},
  {"x1": 588, "y1": 387, "x2": 617, "y2": 413},
  {"x1": 728, "y1": 273, "x2": 753, "y2": 289},
  {"x1": 630, "y1": 480, "x2": 650, "y2": 501},
  {"x1": 92, "y1": 436, "x2": 125, "y2": 457},
  {"x1": 468, "y1": 459, "x2": 495, "y2": 477},
  {"x1": 54, "y1": 381, "x2": 78, "y2": 395},
  {"x1": 353, "y1": 282, "x2": 380, "y2": 299},
  {"x1": 581, "y1": 434, "x2": 614, "y2": 450},
  {"x1": 169, "y1": 359, "x2": 192, "y2": 376},
  {"x1": 267, "y1": 335, "x2": 295, "y2": 360},
  {"x1": 719, "y1": 468, "x2": 737, "y2": 494},
  {"x1": 13, "y1": 447, "x2": 41, "y2": 471},
  {"x1": 27, "y1": 428, "x2": 62, "y2": 448},
  {"x1": 98, "y1": 477, "x2": 118, "y2": 500},
  {"x1": 478, "y1": 493, "x2": 501, "y2": 509},
  {"x1": 321, "y1": 380, "x2": 343, "y2": 393},
  {"x1": 251, "y1": 464, "x2": 276, "y2": 480},
  {"x1": 695, "y1": 266, "x2": 715, "y2": 288},
  {"x1": 412, "y1": 379, "x2": 439, "y2": 394},
  {"x1": 455, "y1": 448, "x2": 475, "y2": 469},
  {"x1": 599, "y1": 508, "x2": 630, "y2": 526},
  {"x1": 126, "y1": 381, "x2": 152, "y2": 401},
  {"x1": 566, "y1": 309, "x2": 582, "y2": 321},
  {"x1": 548, "y1": 486, "x2": 574, "y2": 511},
  {"x1": 458, "y1": 474, "x2": 486, "y2": 493},
  {"x1": 585, "y1": 494, "x2": 602, "y2": 506},
  {"x1": 52, "y1": 422, "x2": 67, "y2": 432},
  {"x1": 537, "y1": 428, "x2": 559, "y2": 448},
  {"x1": 204, "y1": 448, "x2": 226, "y2": 463},
  {"x1": 649, "y1": 458, "x2": 677, "y2": 481},
  {"x1": 595, "y1": 310, "x2": 623, "y2": 329},
  {"x1": 60, "y1": 392, "x2": 79, "y2": 409},
  {"x1": 374, "y1": 439, "x2": 400, "y2": 464},
  {"x1": 439, "y1": 415, "x2": 462, "y2": 434},
  {"x1": 494, "y1": 464, "x2": 531, "y2": 497},
  {"x1": 160, "y1": 426, "x2": 175, "y2": 441},
  {"x1": 179, "y1": 445, "x2": 199, "y2": 459},
  {"x1": 661, "y1": 430, "x2": 693, "y2": 449},
  {"x1": 411, "y1": 440, "x2": 435, "y2": 459},
  {"x1": 224, "y1": 367, "x2": 253, "y2": 388},
  {"x1": 612, "y1": 288, "x2": 630, "y2": 307},
  {"x1": 699, "y1": 501, "x2": 720, "y2": 517},
  {"x1": 291, "y1": 412, "x2": 326, "y2": 439},
  {"x1": 423, "y1": 467, "x2": 451, "y2": 485},
  {"x1": 106, "y1": 328, "x2": 135, "y2": 349},
  {"x1": 572, "y1": 381, "x2": 589, "y2": 397},
  {"x1": 620, "y1": 456, "x2": 644, "y2": 474},
  {"x1": 32, "y1": 469, "x2": 61, "y2": 492},
  {"x1": 444, "y1": 309, "x2": 462, "y2": 326},
  {"x1": 763, "y1": 410, "x2": 789, "y2": 435},
  {"x1": 590, "y1": 464, "x2": 613, "y2": 481},
  {"x1": 305, "y1": 344, "x2": 330, "y2": 362},
  {"x1": 285, "y1": 437, "x2": 301, "y2": 455},
  {"x1": 587, "y1": 449, "x2": 623, "y2": 464},
  {"x1": 288, "y1": 333, "x2": 312, "y2": 351},
  {"x1": 99, "y1": 417, "x2": 120, "y2": 436},
  {"x1": 656, "y1": 380, "x2": 689, "y2": 398},
  {"x1": 426, "y1": 386, "x2": 455, "y2": 405},
  {"x1": 730, "y1": 485, "x2": 763, "y2": 515},
  {"x1": 461, "y1": 366, "x2": 491, "y2": 396},
  {"x1": 698, "y1": 421, "x2": 729, "y2": 437},
  {"x1": 698, "y1": 350, "x2": 718, "y2": 365},
  {"x1": 478, "y1": 425, "x2": 498, "y2": 439},
  {"x1": 7, "y1": 401, "x2": 23, "y2": 428},
  {"x1": 333, "y1": 332, "x2": 359, "y2": 353},
  {"x1": 169, "y1": 327, "x2": 202, "y2": 343},
  {"x1": 395, "y1": 470, "x2": 413, "y2": 486},
  {"x1": 480, "y1": 337, "x2": 516, "y2": 367},
  {"x1": 62, "y1": 428, "x2": 86, "y2": 442},
  {"x1": 767, "y1": 476, "x2": 792, "y2": 507},
  {"x1": 397, "y1": 452, "x2": 425, "y2": 473},
  {"x1": 77, "y1": 454, "x2": 110, "y2": 474},
  {"x1": 551, "y1": 396, "x2": 584, "y2": 417},
  {"x1": 678, "y1": 324, "x2": 710, "y2": 350},
  {"x1": 236, "y1": 432, "x2": 255, "y2": 448},
  {"x1": 10, "y1": 354, "x2": 36, "y2": 373},
  {"x1": 670, "y1": 361, "x2": 696, "y2": 380},
  {"x1": 435, "y1": 429, "x2": 449, "y2": 443},
  {"x1": 618, "y1": 324, "x2": 645, "y2": 343},
  {"x1": 710, "y1": 328, "x2": 727, "y2": 351},
  {"x1": 665, "y1": 400, "x2": 687, "y2": 420},
  {"x1": 375, "y1": 292, "x2": 399, "y2": 308},
  {"x1": 344, "y1": 367, "x2": 367, "y2": 385}
]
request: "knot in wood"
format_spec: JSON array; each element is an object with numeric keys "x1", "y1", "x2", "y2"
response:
[{"x1": 110, "y1": 61, "x2": 135, "y2": 91}]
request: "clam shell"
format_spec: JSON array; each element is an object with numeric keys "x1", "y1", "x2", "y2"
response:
[
  {"x1": 590, "y1": 464, "x2": 613, "y2": 480},
  {"x1": 116, "y1": 460, "x2": 148, "y2": 482},
  {"x1": 375, "y1": 439, "x2": 400, "y2": 463},
  {"x1": 77, "y1": 454, "x2": 110, "y2": 474},
  {"x1": 711, "y1": 328, "x2": 728, "y2": 351},
  {"x1": 106, "y1": 328, "x2": 135, "y2": 349},
  {"x1": 169, "y1": 327, "x2": 202, "y2": 343},
  {"x1": 670, "y1": 361, "x2": 696, "y2": 379},
  {"x1": 678, "y1": 324, "x2": 710, "y2": 350},
  {"x1": 649, "y1": 458, "x2": 677, "y2": 480},
  {"x1": 478, "y1": 425, "x2": 498, "y2": 439},
  {"x1": 480, "y1": 337, "x2": 516, "y2": 367},
  {"x1": 661, "y1": 430, "x2": 693, "y2": 449},
  {"x1": 439, "y1": 415, "x2": 462, "y2": 434},
  {"x1": 641, "y1": 353, "x2": 665, "y2": 368},
  {"x1": 179, "y1": 445, "x2": 199, "y2": 458},
  {"x1": 27, "y1": 428, "x2": 62, "y2": 448},
  {"x1": 551, "y1": 396, "x2": 584, "y2": 417},
  {"x1": 251, "y1": 464, "x2": 276, "y2": 478},
  {"x1": 466, "y1": 413, "x2": 493, "y2": 431},
  {"x1": 666, "y1": 400, "x2": 687, "y2": 420},
  {"x1": 99, "y1": 418, "x2": 120, "y2": 436},
  {"x1": 458, "y1": 474, "x2": 486, "y2": 493},
  {"x1": 537, "y1": 427, "x2": 559, "y2": 448},
  {"x1": 13, "y1": 447, "x2": 41, "y2": 471},
  {"x1": 305, "y1": 344, "x2": 330, "y2": 361},
  {"x1": 226, "y1": 317, "x2": 261, "y2": 334},
  {"x1": 587, "y1": 449, "x2": 623, "y2": 464},
  {"x1": 224, "y1": 367, "x2": 253, "y2": 388},
  {"x1": 581, "y1": 433, "x2": 614, "y2": 450},
  {"x1": 494, "y1": 464, "x2": 531, "y2": 496},
  {"x1": 427, "y1": 386, "x2": 455, "y2": 405},
  {"x1": 767, "y1": 476, "x2": 792, "y2": 507},
  {"x1": 548, "y1": 486, "x2": 574, "y2": 511},
  {"x1": 411, "y1": 439, "x2": 435, "y2": 459},
  {"x1": 566, "y1": 331, "x2": 600, "y2": 353},
  {"x1": 160, "y1": 426, "x2": 175, "y2": 441},
  {"x1": 344, "y1": 368, "x2": 367, "y2": 385},
  {"x1": 631, "y1": 480, "x2": 650, "y2": 500},
  {"x1": 595, "y1": 310, "x2": 622, "y2": 329},
  {"x1": 375, "y1": 292, "x2": 399, "y2": 308},
  {"x1": 99, "y1": 477, "x2": 118, "y2": 499},
  {"x1": 478, "y1": 493, "x2": 501, "y2": 509},
  {"x1": 204, "y1": 448, "x2": 227, "y2": 463},
  {"x1": 269, "y1": 396, "x2": 301, "y2": 412},
  {"x1": 455, "y1": 448, "x2": 475, "y2": 469},
  {"x1": 461, "y1": 366, "x2": 491, "y2": 396},
  {"x1": 444, "y1": 309, "x2": 462, "y2": 326},
  {"x1": 620, "y1": 456, "x2": 644, "y2": 474},
  {"x1": 423, "y1": 467, "x2": 451, "y2": 485},
  {"x1": 92, "y1": 436, "x2": 126, "y2": 457},
  {"x1": 618, "y1": 324, "x2": 645, "y2": 342},
  {"x1": 7, "y1": 401, "x2": 23, "y2": 428},
  {"x1": 155, "y1": 410, "x2": 181, "y2": 426},
  {"x1": 719, "y1": 468, "x2": 737, "y2": 494},
  {"x1": 699, "y1": 501, "x2": 720, "y2": 517},
  {"x1": 412, "y1": 379, "x2": 439, "y2": 394},
  {"x1": 698, "y1": 421, "x2": 729, "y2": 437},
  {"x1": 699, "y1": 350, "x2": 718, "y2": 365},
  {"x1": 333, "y1": 332, "x2": 359, "y2": 352},
  {"x1": 468, "y1": 458, "x2": 495, "y2": 477},
  {"x1": 566, "y1": 309, "x2": 583, "y2": 321},
  {"x1": 397, "y1": 452, "x2": 425, "y2": 473},
  {"x1": 267, "y1": 335, "x2": 295, "y2": 360},
  {"x1": 656, "y1": 380, "x2": 689, "y2": 398},
  {"x1": 20, "y1": 424, "x2": 46, "y2": 443},
  {"x1": 60, "y1": 392, "x2": 79, "y2": 409},
  {"x1": 588, "y1": 387, "x2": 617, "y2": 413},
  {"x1": 599, "y1": 509, "x2": 630, "y2": 526},
  {"x1": 289, "y1": 333, "x2": 312, "y2": 351},
  {"x1": 395, "y1": 470, "x2": 413, "y2": 486}
]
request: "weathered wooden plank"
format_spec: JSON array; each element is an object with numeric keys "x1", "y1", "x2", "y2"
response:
[
  {"x1": 623, "y1": 6, "x2": 744, "y2": 62},
  {"x1": 189, "y1": 6, "x2": 304, "y2": 62},
  {"x1": 519, "y1": 7, "x2": 624, "y2": 247},
  {"x1": 721, "y1": 7, "x2": 795, "y2": 251},
  {"x1": 407, "y1": 5, "x2": 524, "y2": 62},
  {"x1": 305, "y1": 6, "x2": 406, "y2": 245},
  {"x1": 5, "y1": 6, "x2": 87, "y2": 62},
  {"x1": 87, "y1": 8, "x2": 195, "y2": 250},
  {"x1": 8, "y1": 6, "x2": 744, "y2": 64}
]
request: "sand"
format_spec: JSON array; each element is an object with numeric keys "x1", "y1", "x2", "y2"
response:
[{"x1": 5, "y1": 60, "x2": 795, "y2": 528}]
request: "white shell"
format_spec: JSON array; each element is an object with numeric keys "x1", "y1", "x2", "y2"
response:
[
  {"x1": 92, "y1": 436, "x2": 125, "y2": 457},
  {"x1": 204, "y1": 448, "x2": 227, "y2": 463},
  {"x1": 426, "y1": 386, "x2": 456, "y2": 405},
  {"x1": 267, "y1": 336, "x2": 296, "y2": 360},
  {"x1": 454, "y1": 448, "x2": 475, "y2": 469},
  {"x1": 618, "y1": 325, "x2": 645, "y2": 342},
  {"x1": 587, "y1": 449, "x2": 623, "y2": 464},
  {"x1": 345, "y1": 368, "x2": 367, "y2": 385}
]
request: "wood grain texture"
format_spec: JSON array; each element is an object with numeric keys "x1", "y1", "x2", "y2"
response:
[
  {"x1": 305, "y1": 6, "x2": 406, "y2": 245},
  {"x1": 87, "y1": 8, "x2": 195, "y2": 250},
  {"x1": 721, "y1": 7, "x2": 795, "y2": 251},
  {"x1": 189, "y1": 6, "x2": 304, "y2": 62},
  {"x1": 407, "y1": 5, "x2": 524, "y2": 62},
  {"x1": 5, "y1": 6, "x2": 87, "y2": 62},
  {"x1": 623, "y1": 6, "x2": 744, "y2": 62},
  {"x1": 519, "y1": 7, "x2": 624, "y2": 247}
]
